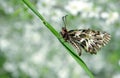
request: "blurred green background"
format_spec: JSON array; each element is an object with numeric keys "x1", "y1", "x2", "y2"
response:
[{"x1": 0, "y1": 0, "x2": 120, "y2": 78}]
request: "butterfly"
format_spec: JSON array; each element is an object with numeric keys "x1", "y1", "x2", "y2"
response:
[{"x1": 60, "y1": 15, "x2": 111, "y2": 56}]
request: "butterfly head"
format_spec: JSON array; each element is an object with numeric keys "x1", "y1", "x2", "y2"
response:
[
  {"x1": 60, "y1": 15, "x2": 69, "y2": 41},
  {"x1": 60, "y1": 27, "x2": 69, "y2": 41}
]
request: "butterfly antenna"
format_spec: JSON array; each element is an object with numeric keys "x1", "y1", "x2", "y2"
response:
[{"x1": 62, "y1": 15, "x2": 68, "y2": 28}]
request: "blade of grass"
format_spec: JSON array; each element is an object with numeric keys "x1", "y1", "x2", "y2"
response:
[{"x1": 22, "y1": 0, "x2": 94, "y2": 78}]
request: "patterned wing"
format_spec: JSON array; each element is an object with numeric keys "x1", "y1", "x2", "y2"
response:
[
  {"x1": 68, "y1": 29, "x2": 111, "y2": 54},
  {"x1": 69, "y1": 37, "x2": 82, "y2": 56}
]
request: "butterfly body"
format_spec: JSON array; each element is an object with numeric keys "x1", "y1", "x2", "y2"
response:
[{"x1": 60, "y1": 27, "x2": 111, "y2": 56}]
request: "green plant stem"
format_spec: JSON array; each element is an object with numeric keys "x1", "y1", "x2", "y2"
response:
[{"x1": 22, "y1": 0, "x2": 94, "y2": 78}]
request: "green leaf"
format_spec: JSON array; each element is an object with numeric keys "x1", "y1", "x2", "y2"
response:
[{"x1": 22, "y1": 0, "x2": 94, "y2": 78}]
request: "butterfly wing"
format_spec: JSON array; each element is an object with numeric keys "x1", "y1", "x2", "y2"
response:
[
  {"x1": 68, "y1": 29, "x2": 111, "y2": 55},
  {"x1": 68, "y1": 36, "x2": 82, "y2": 56}
]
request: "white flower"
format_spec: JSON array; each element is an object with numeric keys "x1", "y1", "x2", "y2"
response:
[
  {"x1": 100, "y1": 11, "x2": 119, "y2": 24},
  {"x1": 4, "y1": 62, "x2": 17, "y2": 72},
  {"x1": 84, "y1": 6, "x2": 101, "y2": 18},
  {"x1": 51, "y1": 9, "x2": 64, "y2": 21},
  {"x1": 101, "y1": 12, "x2": 109, "y2": 19},
  {"x1": 40, "y1": 0, "x2": 56, "y2": 7},
  {"x1": 113, "y1": 73, "x2": 120, "y2": 78},
  {"x1": 1, "y1": 39, "x2": 9, "y2": 49},
  {"x1": 106, "y1": 12, "x2": 119, "y2": 24},
  {"x1": 31, "y1": 51, "x2": 45, "y2": 64},
  {"x1": 37, "y1": 0, "x2": 56, "y2": 16},
  {"x1": 65, "y1": 0, "x2": 92, "y2": 15}
]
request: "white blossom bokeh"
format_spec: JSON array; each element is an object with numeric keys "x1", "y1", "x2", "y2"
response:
[{"x1": 0, "y1": 0, "x2": 120, "y2": 78}]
